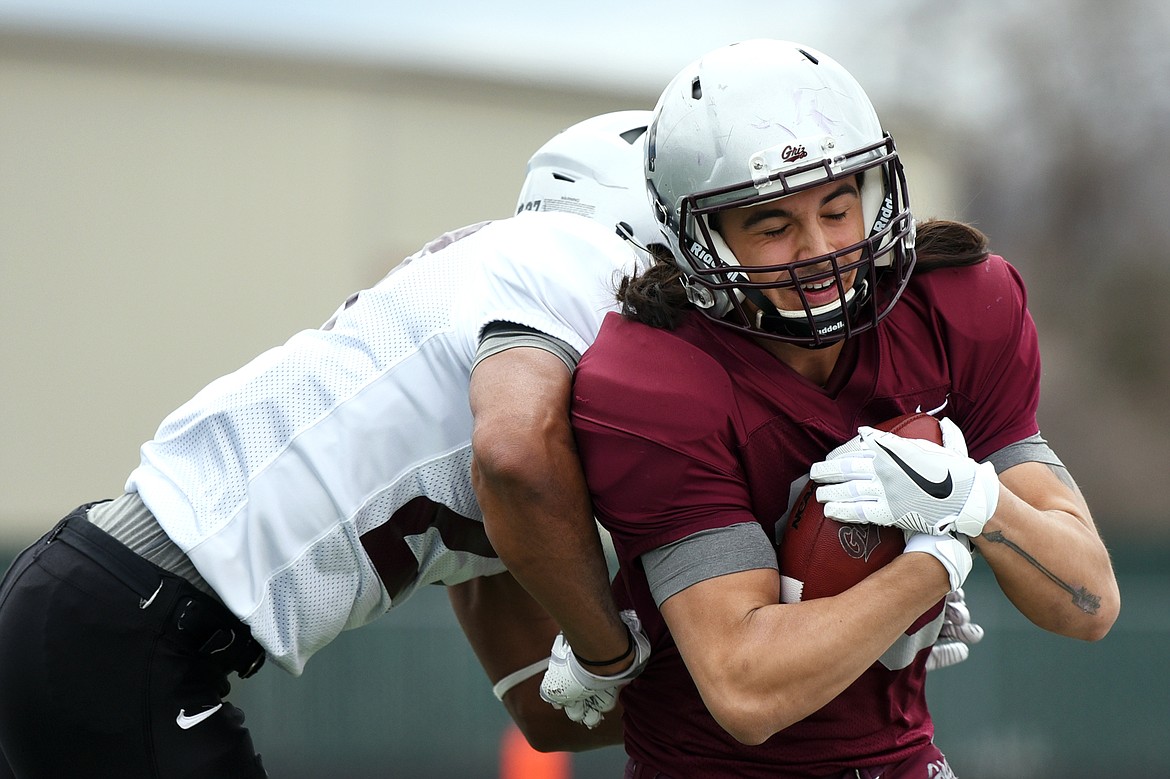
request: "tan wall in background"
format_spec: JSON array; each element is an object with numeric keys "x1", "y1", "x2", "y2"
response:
[
  {"x1": 0, "y1": 34, "x2": 646, "y2": 545},
  {"x1": 0, "y1": 33, "x2": 954, "y2": 547}
]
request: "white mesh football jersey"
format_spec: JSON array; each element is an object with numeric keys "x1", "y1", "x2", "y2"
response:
[{"x1": 126, "y1": 211, "x2": 642, "y2": 675}]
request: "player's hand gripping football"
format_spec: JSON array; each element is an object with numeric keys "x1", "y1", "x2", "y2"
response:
[
  {"x1": 539, "y1": 610, "x2": 651, "y2": 729},
  {"x1": 810, "y1": 417, "x2": 1000, "y2": 537},
  {"x1": 926, "y1": 587, "x2": 986, "y2": 672}
]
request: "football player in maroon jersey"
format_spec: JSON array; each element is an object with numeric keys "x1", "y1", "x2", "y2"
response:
[{"x1": 560, "y1": 39, "x2": 1120, "y2": 778}]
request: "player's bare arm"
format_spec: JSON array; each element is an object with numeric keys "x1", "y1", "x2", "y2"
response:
[
  {"x1": 974, "y1": 460, "x2": 1120, "y2": 640},
  {"x1": 469, "y1": 346, "x2": 632, "y2": 673},
  {"x1": 813, "y1": 419, "x2": 1120, "y2": 641},
  {"x1": 659, "y1": 555, "x2": 951, "y2": 746},
  {"x1": 447, "y1": 573, "x2": 623, "y2": 752}
]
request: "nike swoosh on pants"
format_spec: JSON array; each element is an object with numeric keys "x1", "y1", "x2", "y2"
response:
[{"x1": 176, "y1": 703, "x2": 223, "y2": 730}]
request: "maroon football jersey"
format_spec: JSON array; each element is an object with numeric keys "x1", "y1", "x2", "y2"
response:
[{"x1": 571, "y1": 256, "x2": 1040, "y2": 777}]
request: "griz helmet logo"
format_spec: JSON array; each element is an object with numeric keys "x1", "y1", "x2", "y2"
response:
[{"x1": 781, "y1": 144, "x2": 808, "y2": 163}]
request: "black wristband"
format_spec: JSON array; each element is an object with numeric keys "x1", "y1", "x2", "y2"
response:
[{"x1": 574, "y1": 626, "x2": 634, "y2": 667}]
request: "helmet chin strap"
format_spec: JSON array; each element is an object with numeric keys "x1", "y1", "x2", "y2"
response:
[{"x1": 747, "y1": 275, "x2": 870, "y2": 349}]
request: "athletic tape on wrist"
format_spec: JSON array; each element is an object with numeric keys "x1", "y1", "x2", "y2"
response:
[{"x1": 492, "y1": 658, "x2": 550, "y2": 701}]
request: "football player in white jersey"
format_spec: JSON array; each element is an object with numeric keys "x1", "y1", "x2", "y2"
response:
[{"x1": 0, "y1": 112, "x2": 658, "y2": 778}]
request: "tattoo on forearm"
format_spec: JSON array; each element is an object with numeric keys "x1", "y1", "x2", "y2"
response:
[{"x1": 982, "y1": 530, "x2": 1101, "y2": 615}]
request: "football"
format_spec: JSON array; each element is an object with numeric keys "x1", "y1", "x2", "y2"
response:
[{"x1": 778, "y1": 412, "x2": 944, "y2": 603}]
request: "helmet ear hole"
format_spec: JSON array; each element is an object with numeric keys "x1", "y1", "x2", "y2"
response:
[
  {"x1": 619, "y1": 127, "x2": 646, "y2": 145},
  {"x1": 691, "y1": 77, "x2": 703, "y2": 100}
]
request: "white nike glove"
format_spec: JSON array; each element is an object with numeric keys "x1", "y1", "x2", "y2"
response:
[
  {"x1": 811, "y1": 418, "x2": 1000, "y2": 537},
  {"x1": 903, "y1": 531, "x2": 973, "y2": 592},
  {"x1": 539, "y1": 610, "x2": 651, "y2": 729},
  {"x1": 926, "y1": 587, "x2": 986, "y2": 672}
]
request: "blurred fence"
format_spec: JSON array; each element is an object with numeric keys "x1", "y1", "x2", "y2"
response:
[{"x1": 0, "y1": 539, "x2": 1164, "y2": 778}]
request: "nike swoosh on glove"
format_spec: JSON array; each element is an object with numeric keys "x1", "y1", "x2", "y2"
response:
[
  {"x1": 539, "y1": 610, "x2": 651, "y2": 729},
  {"x1": 810, "y1": 418, "x2": 1000, "y2": 537}
]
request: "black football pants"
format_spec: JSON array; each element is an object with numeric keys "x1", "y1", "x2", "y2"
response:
[{"x1": 0, "y1": 506, "x2": 267, "y2": 778}]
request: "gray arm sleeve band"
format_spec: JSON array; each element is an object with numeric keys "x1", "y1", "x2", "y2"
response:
[
  {"x1": 642, "y1": 522, "x2": 778, "y2": 608},
  {"x1": 984, "y1": 432, "x2": 1064, "y2": 472},
  {"x1": 473, "y1": 322, "x2": 581, "y2": 373},
  {"x1": 640, "y1": 435, "x2": 1061, "y2": 609}
]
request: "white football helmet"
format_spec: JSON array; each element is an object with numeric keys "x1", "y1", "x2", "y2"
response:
[
  {"x1": 516, "y1": 110, "x2": 661, "y2": 252},
  {"x1": 646, "y1": 39, "x2": 916, "y2": 347}
]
